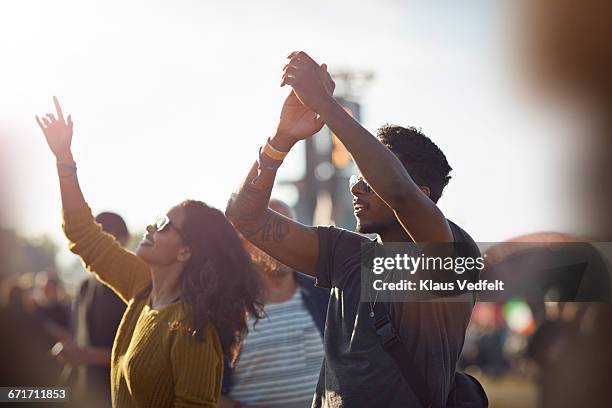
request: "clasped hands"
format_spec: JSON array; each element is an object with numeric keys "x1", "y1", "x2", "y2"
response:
[{"x1": 275, "y1": 51, "x2": 336, "y2": 146}]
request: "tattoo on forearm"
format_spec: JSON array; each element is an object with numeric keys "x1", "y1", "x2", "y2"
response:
[
  {"x1": 226, "y1": 176, "x2": 292, "y2": 243},
  {"x1": 227, "y1": 195, "x2": 291, "y2": 242},
  {"x1": 224, "y1": 156, "x2": 295, "y2": 243},
  {"x1": 257, "y1": 213, "x2": 290, "y2": 242}
]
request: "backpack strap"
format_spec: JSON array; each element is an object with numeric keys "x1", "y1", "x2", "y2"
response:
[{"x1": 372, "y1": 301, "x2": 434, "y2": 408}]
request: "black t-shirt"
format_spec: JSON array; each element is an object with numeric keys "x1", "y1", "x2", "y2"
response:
[{"x1": 313, "y1": 221, "x2": 479, "y2": 408}]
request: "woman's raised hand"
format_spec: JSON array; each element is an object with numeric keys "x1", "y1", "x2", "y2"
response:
[{"x1": 35, "y1": 96, "x2": 74, "y2": 162}]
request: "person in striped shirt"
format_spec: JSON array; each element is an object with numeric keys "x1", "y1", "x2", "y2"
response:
[{"x1": 219, "y1": 199, "x2": 329, "y2": 408}]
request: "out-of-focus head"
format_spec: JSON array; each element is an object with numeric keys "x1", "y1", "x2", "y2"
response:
[
  {"x1": 351, "y1": 125, "x2": 451, "y2": 235},
  {"x1": 96, "y1": 212, "x2": 129, "y2": 247},
  {"x1": 515, "y1": 0, "x2": 612, "y2": 239},
  {"x1": 518, "y1": 0, "x2": 612, "y2": 106},
  {"x1": 269, "y1": 199, "x2": 297, "y2": 220},
  {"x1": 243, "y1": 199, "x2": 296, "y2": 278}
]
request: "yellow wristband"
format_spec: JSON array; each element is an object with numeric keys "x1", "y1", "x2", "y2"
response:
[{"x1": 262, "y1": 140, "x2": 289, "y2": 161}]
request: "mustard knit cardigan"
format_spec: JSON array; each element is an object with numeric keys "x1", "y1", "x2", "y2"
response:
[{"x1": 63, "y1": 205, "x2": 223, "y2": 407}]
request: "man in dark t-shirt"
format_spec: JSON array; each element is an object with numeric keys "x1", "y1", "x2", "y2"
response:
[
  {"x1": 226, "y1": 51, "x2": 479, "y2": 407},
  {"x1": 313, "y1": 223, "x2": 478, "y2": 407}
]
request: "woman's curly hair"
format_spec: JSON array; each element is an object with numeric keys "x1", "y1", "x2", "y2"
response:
[{"x1": 178, "y1": 200, "x2": 263, "y2": 362}]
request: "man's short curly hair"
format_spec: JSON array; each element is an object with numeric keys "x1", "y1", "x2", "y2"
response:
[{"x1": 376, "y1": 125, "x2": 452, "y2": 203}]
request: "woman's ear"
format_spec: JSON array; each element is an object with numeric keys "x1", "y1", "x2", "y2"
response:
[{"x1": 177, "y1": 246, "x2": 192, "y2": 263}]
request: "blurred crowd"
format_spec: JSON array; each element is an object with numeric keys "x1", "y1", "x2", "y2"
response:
[
  {"x1": 0, "y1": 213, "x2": 128, "y2": 407},
  {"x1": 0, "y1": 270, "x2": 71, "y2": 386}
]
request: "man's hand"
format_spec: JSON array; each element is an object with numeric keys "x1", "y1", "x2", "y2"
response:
[
  {"x1": 275, "y1": 90, "x2": 325, "y2": 144},
  {"x1": 281, "y1": 51, "x2": 335, "y2": 115},
  {"x1": 275, "y1": 57, "x2": 335, "y2": 148},
  {"x1": 35, "y1": 96, "x2": 74, "y2": 162}
]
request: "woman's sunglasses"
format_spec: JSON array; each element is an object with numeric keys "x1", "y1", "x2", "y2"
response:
[
  {"x1": 348, "y1": 174, "x2": 373, "y2": 194},
  {"x1": 153, "y1": 215, "x2": 187, "y2": 242}
]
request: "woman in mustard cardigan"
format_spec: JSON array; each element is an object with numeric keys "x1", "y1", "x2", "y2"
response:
[{"x1": 35, "y1": 97, "x2": 262, "y2": 407}]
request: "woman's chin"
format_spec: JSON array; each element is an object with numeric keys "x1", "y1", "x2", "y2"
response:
[{"x1": 135, "y1": 243, "x2": 152, "y2": 259}]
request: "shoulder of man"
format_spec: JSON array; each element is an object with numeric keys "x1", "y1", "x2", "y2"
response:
[
  {"x1": 316, "y1": 225, "x2": 375, "y2": 251},
  {"x1": 315, "y1": 225, "x2": 377, "y2": 289}
]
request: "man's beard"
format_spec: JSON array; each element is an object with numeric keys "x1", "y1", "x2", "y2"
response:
[
  {"x1": 356, "y1": 219, "x2": 383, "y2": 234},
  {"x1": 355, "y1": 212, "x2": 398, "y2": 235}
]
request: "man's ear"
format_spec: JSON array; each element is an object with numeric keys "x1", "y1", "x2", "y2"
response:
[
  {"x1": 419, "y1": 186, "x2": 431, "y2": 197},
  {"x1": 177, "y1": 246, "x2": 191, "y2": 263}
]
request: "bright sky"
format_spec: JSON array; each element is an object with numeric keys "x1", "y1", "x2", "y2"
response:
[{"x1": 0, "y1": 0, "x2": 584, "y2": 267}]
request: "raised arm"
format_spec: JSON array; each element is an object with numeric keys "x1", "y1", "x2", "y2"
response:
[
  {"x1": 35, "y1": 97, "x2": 150, "y2": 302},
  {"x1": 35, "y1": 96, "x2": 84, "y2": 210},
  {"x1": 225, "y1": 87, "x2": 333, "y2": 276},
  {"x1": 281, "y1": 52, "x2": 453, "y2": 243}
]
